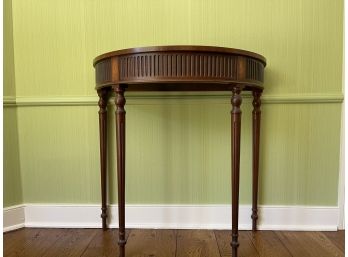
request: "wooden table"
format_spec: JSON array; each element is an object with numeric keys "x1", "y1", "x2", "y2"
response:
[{"x1": 93, "y1": 45, "x2": 266, "y2": 257}]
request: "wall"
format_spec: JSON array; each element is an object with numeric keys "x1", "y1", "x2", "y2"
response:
[
  {"x1": 4, "y1": 0, "x2": 23, "y2": 207},
  {"x1": 5, "y1": 0, "x2": 343, "y2": 206}
]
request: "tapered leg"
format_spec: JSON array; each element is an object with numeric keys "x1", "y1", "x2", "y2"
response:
[
  {"x1": 230, "y1": 86, "x2": 243, "y2": 257},
  {"x1": 251, "y1": 90, "x2": 262, "y2": 231},
  {"x1": 97, "y1": 88, "x2": 109, "y2": 230},
  {"x1": 114, "y1": 84, "x2": 127, "y2": 257}
]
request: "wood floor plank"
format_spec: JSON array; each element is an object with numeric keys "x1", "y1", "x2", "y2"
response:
[
  {"x1": 125, "y1": 229, "x2": 176, "y2": 257},
  {"x1": 176, "y1": 229, "x2": 220, "y2": 257},
  {"x1": 214, "y1": 230, "x2": 259, "y2": 257},
  {"x1": 41, "y1": 229, "x2": 98, "y2": 257},
  {"x1": 80, "y1": 229, "x2": 131, "y2": 257},
  {"x1": 4, "y1": 228, "x2": 64, "y2": 257},
  {"x1": 322, "y1": 231, "x2": 345, "y2": 252},
  {"x1": 4, "y1": 228, "x2": 345, "y2": 257},
  {"x1": 247, "y1": 231, "x2": 292, "y2": 257},
  {"x1": 4, "y1": 228, "x2": 36, "y2": 255},
  {"x1": 276, "y1": 231, "x2": 344, "y2": 257}
]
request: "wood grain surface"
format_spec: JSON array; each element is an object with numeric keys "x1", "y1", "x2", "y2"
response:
[
  {"x1": 125, "y1": 229, "x2": 176, "y2": 257},
  {"x1": 4, "y1": 228, "x2": 344, "y2": 257},
  {"x1": 247, "y1": 231, "x2": 292, "y2": 257},
  {"x1": 275, "y1": 231, "x2": 344, "y2": 257},
  {"x1": 4, "y1": 229, "x2": 64, "y2": 257},
  {"x1": 41, "y1": 229, "x2": 98, "y2": 257},
  {"x1": 176, "y1": 230, "x2": 221, "y2": 257},
  {"x1": 322, "y1": 231, "x2": 345, "y2": 252},
  {"x1": 215, "y1": 230, "x2": 259, "y2": 257},
  {"x1": 80, "y1": 229, "x2": 129, "y2": 257}
]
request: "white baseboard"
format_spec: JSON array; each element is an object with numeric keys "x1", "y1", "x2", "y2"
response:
[
  {"x1": 17, "y1": 204, "x2": 339, "y2": 232},
  {"x1": 3, "y1": 205, "x2": 25, "y2": 232}
]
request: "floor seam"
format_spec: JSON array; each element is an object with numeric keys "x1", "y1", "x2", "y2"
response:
[
  {"x1": 213, "y1": 230, "x2": 223, "y2": 257},
  {"x1": 175, "y1": 229, "x2": 178, "y2": 257},
  {"x1": 273, "y1": 231, "x2": 294, "y2": 257},
  {"x1": 78, "y1": 229, "x2": 101, "y2": 257},
  {"x1": 246, "y1": 231, "x2": 262, "y2": 257}
]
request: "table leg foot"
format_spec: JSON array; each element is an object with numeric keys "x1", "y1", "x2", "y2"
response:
[
  {"x1": 231, "y1": 234, "x2": 240, "y2": 257},
  {"x1": 118, "y1": 238, "x2": 126, "y2": 257}
]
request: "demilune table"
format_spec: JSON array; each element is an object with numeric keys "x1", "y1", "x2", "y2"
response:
[{"x1": 93, "y1": 45, "x2": 266, "y2": 257}]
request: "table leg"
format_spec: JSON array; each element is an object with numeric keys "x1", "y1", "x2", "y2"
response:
[
  {"x1": 251, "y1": 90, "x2": 262, "y2": 232},
  {"x1": 98, "y1": 88, "x2": 109, "y2": 230},
  {"x1": 230, "y1": 86, "x2": 243, "y2": 257},
  {"x1": 114, "y1": 84, "x2": 127, "y2": 257}
]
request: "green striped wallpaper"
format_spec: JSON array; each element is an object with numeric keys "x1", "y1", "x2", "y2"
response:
[
  {"x1": 4, "y1": 0, "x2": 22, "y2": 207},
  {"x1": 4, "y1": 0, "x2": 343, "y2": 207}
]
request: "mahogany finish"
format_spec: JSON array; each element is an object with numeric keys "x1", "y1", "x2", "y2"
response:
[
  {"x1": 252, "y1": 90, "x2": 262, "y2": 231},
  {"x1": 94, "y1": 45, "x2": 265, "y2": 91},
  {"x1": 93, "y1": 45, "x2": 266, "y2": 257},
  {"x1": 97, "y1": 88, "x2": 109, "y2": 230},
  {"x1": 231, "y1": 86, "x2": 243, "y2": 257},
  {"x1": 114, "y1": 84, "x2": 127, "y2": 256}
]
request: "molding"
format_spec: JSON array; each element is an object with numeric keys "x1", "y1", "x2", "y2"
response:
[
  {"x1": 22, "y1": 204, "x2": 339, "y2": 231},
  {"x1": 3, "y1": 93, "x2": 344, "y2": 107},
  {"x1": 261, "y1": 94, "x2": 344, "y2": 104},
  {"x1": 3, "y1": 205, "x2": 25, "y2": 232},
  {"x1": 3, "y1": 96, "x2": 16, "y2": 107},
  {"x1": 3, "y1": 204, "x2": 339, "y2": 232}
]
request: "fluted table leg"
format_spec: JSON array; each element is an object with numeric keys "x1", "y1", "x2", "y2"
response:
[
  {"x1": 251, "y1": 90, "x2": 262, "y2": 231},
  {"x1": 230, "y1": 86, "x2": 243, "y2": 257},
  {"x1": 114, "y1": 84, "x2": 127, "y2": 257},
  {"x1": 97, "y1": 88, "x2": 109, "y2": 230}
]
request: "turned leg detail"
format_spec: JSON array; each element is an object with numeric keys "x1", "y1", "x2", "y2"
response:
[
  {"x1": 98, "y1": 88, "x2": 109, "y2": 230},
  {"x1": 230, "y1": 86, "x2": 243, "y2": 257},
  {"x1": 114, "y1": 85, "x2": 127, "y2": 257},
  {"x1": 251, "y1": 90, "x2": 262, "y2": 232}
]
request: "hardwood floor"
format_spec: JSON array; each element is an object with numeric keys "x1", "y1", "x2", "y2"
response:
[{"x1": 4, "y1": 228, "x2": 344, "y2": 257}]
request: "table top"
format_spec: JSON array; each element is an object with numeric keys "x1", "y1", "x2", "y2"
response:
[{"x1": 94, "y1": 45, "x2": 266, "y2": 92}]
